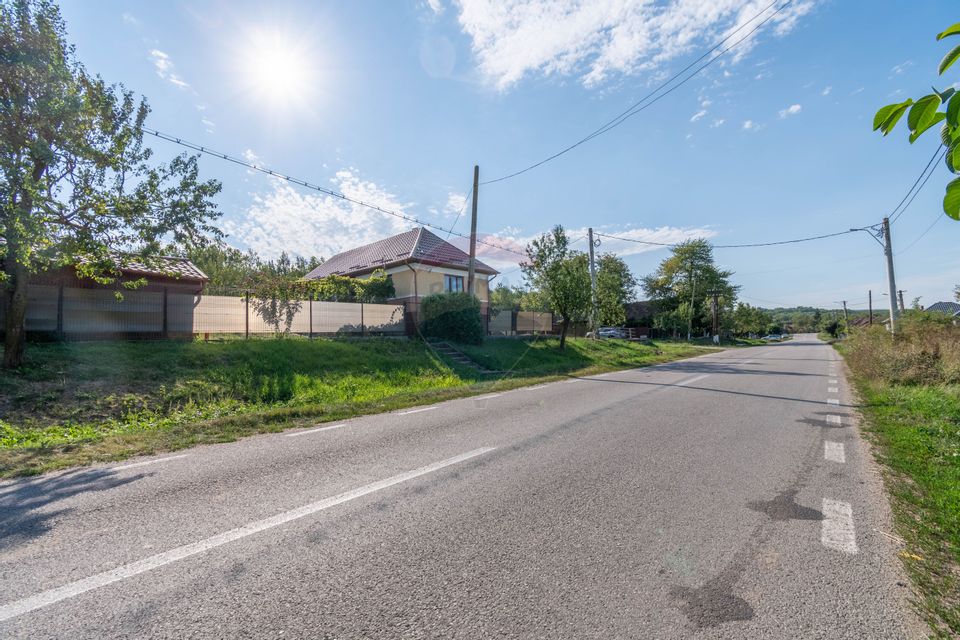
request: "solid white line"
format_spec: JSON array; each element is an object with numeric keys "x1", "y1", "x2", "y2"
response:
[
  {"x1": 284, "y1": 424, "x2": 346, "y2": 437},
  {"x1": 524, "y1": 385, "x2": 548, "y2": 391},
  {"x1": 0, "y1": 447, "x2": 496, "y2": 622},
  {"x1": 824, "y1": 441, "x2": 846, "y2": 463},
  {"x1": 675, "y1": 374, "x2": 711, "y2": 387},
  {"x1": 821, "y1": 499, "x2": 858, "y2": 554},
  {"x1": 827, "y1": 398, "x2": 840, "y2": 406},
  {"x1": 479, "y1": 393, "x2": 502, "y2": 399},
  {"x1": 398, "y1": 407, "x2": 436, "y2": 415},
  {"x1": 828, "y1": 387, "x2": 839, "y2": 393},
  {"x1": 564, "y1": 379, "x2": 581, "y2": 384},
  {"x1": 828, "y1": 379, "x2": 839, "y2": 384},
  {"x1": 826, "y1": 415, "x2": 842, "y2": 426},
  {"x1": 112, "y1": 454, "x2": 190, "y2": 471}
]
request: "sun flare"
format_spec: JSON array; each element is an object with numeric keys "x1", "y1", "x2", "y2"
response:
[{"x1": 238, "y1": 28, "x2": 319, "y2": 112}]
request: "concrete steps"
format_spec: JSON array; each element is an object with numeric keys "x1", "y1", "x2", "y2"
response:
[{"x1": 426, "y1": 340, "x2": 500, "y2": 375}]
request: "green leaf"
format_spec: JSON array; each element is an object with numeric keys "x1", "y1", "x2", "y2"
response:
[
  {"x1": 939, "y1": 42, "x2": 960, "y2": 75},
  {"x1": 934, "y1": 86, "x2": 956, "y2": 102},
  {"x1": 910, "y1": 112, "x2": 945, "y2": 143},
  {"x1": 908, "y1": 94, "x2": 941, "y2": 131},
  {"x1": 944, "y1": 177, "x2": 960, "y2": 220},
  {"x1": 937, "y1": 22, "x2": 960, "y2": 40},
  {"x1": 942, "y1": 122, "x2": 954, "y2": 147},
  {"x1": 873, "y1": 103, "x2": 901, "y2": 131},
  {"x1": 951, "y1": 144, "x2": 960, "y2": 173},
  {"x1": 948, "y1": 93, "x2": 960, "y2": 127},
  {"x1": 880, "y1": 100, "x2": 913, "y2": 135},
  {"x1": 947, "y1": 148, "x2": 956, "y2": 173}
]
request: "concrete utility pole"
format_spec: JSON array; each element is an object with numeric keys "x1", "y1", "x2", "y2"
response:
[
  {"x1": 687, "y1": 267, "x2": 696, "y2": 341},
  {"x1": 466, "y1": 165, "x2": 479, "y2": 296},
  {"x1": 868, "y1": 290, "x2": 873, "y2": 325},
  {"x1": 588, "y1": 227, "x2": 598, "y2": 336},
  {"x1": 882, "y1": 217, "x2": 898, "y2": 336},
  {"x1": 897, "y1": 289, "x2": 906, "y2": 313}
]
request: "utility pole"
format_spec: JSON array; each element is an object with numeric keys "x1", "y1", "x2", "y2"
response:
[
  {"x1": 882, "y1": 217, "x2": 898, "y2": 335},
  {"x1": 706, "y1": 289, "x2": 721, "y2": 342},
  {"x1": 466, "y1": 165, "x2": 479, "y2": 296},
  {"x1": 868, "y1": 290, "x2": 873, "y2": 325},
  {"x1": 687, "y1": 267, "x2": 696, "y2": 341},
  {"x1": 841, "y1": 300, "x2": 849, "y2": 326},
  {"x1": 897, "y1": 289, "x2": 906, "y2": 313},
  {"x1": 588, "y1": 227, "x2": 598, "y2": 336}
]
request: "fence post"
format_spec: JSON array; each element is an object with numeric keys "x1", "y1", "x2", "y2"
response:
[
  {"x1": 244, "y1": 290, "x2": 249, "y2": 339},
  {"x1": 361, "y1": 302, "x2": 366, "y2": 336},
  {"x1": 162, "y1": 286, "x2": 169, "y2": 339},
  {"x1": 309, "y1": 293, "x2": 314, "y2": 340},
  {"x1": 56, "y1": 282, "x2": 64, "y2": 340}
]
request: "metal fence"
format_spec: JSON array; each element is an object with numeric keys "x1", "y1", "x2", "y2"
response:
[{"x1": 0, "y1": 285, "x2": 408, "y2": 339}]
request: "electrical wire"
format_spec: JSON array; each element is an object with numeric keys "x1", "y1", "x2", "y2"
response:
[
  {"x1": 481, "y1": 0, "x2": 791, "y2": 186},
  {"x1": 897, "y1": 210, "x2": 945, "y2": 255},
  {"x1": 890, "y1": 146, "x2": 946, "y2": 225},
  {"x1": 143, "y1": 127, "x2": 527, "y2": 258},
  {"x1": 594, "y1": 226, "x2": 870, "y2": 250}
]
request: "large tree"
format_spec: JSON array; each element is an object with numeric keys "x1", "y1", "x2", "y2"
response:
[
  {"x1": 642, "y1": 239, "x2": 738, "y2": 339},
  {"x1": 874, "y1": 21, "x2": 960, "y2": 220},
  {"x1": 595, "y1": 253, "x2": 637, "y2": 326},
  {"x1": 521, "y1": 225, "x2": 590, "y2": 349},
  {"x1": 1, "y1": 0, "x2": 222, "y2": 367}
]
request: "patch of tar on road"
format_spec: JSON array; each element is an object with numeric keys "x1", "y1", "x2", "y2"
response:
[
  {"x1": 746, "y1": 488, "x2": 823, "y2": 521},
  {"x1": 670, "y1": 575, "x2": 755, "y2": 628}
]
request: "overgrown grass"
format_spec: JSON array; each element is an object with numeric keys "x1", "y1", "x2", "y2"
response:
[
  {"x1": 839, "y1": 319, "x2": 960, "y2": 637},
  {"x1": 0, "y1": 336, "x2": 716, "y2": 477}
]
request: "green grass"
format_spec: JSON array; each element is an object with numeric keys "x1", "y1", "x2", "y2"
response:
[
  {"x1": 0, "y1": 336, "x2": 717, "y2": 477},
  {"x1": 840, "y1": 336, "x2": 960, "y2": 637}
]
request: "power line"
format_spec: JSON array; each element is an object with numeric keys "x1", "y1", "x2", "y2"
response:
[
  {"x1": 481, "y1": 0, "x2": 791, "y2": 186},
  {"x1": 594, "y1": 226, "x2": 870, "y2": 250},
  {"x1": 142, "y1": 127, "x2": 527, "y2": 258},
  {"x1": 890, "y1": 146, "x2": 945, "y2": 225},
  {"x1": 897, "y1": 210, "x2": 944, "y2": 255}
]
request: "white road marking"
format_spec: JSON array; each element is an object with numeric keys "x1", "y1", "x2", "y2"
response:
[
  {"x1": 675, "y1": 374, "x2": 711, "y2": 387},
  {"x1": 112, "y1": 454, "x2": 190, "y2": 471},
  {"x1": 0, "y1": 447, "x2": 497, "y2": 622},
  {"x1": 827, "y1": 398, "x2": 840, "y2": 406},
  {"x1": 824, "y1": 441, "x2": 846, "y2": 463},
  {"x1": 828, "y1": 387, "x2": 839, "y2": 393},
  {"x1": 828, "y1": 379, "x2": 839, "y2": 384},
  {"x1": 479, "y1": 393, "x2": 502, "y2": 399},
  {"x1": 398, "y1": 407, "x2": 436, "y2": 415},
  {"x1": 826, "y1": 415, "x2": 843, "y2": 426},
  {"x1": 564, "y1": 379, "x2": 581, "y2": 384},
  {"x1": 285, "y1": 424, "x2": 346, "y2": 437},
  {"x1": 821, "y1": 499, "x2": 858, "y2": 554},
  {"x1": 524, "y1": 385, "x2": 548, "y2": 391}
]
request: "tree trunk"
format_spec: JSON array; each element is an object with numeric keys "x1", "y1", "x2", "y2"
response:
[
  {"x1": 2, "y1": 256, "x2": 28, "y2": 369},
  {"x1": 559, "y1": 317, "x2": 569, "y2": 350}
]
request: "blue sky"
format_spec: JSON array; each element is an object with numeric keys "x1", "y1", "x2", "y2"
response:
[{"x1": 60, "y1": 0, "x2": 959, "y2": 309}]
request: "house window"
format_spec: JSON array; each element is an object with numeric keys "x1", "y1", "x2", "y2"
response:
[{"x1": 444, "y1": 274, "x2": 465, "y2": 293}]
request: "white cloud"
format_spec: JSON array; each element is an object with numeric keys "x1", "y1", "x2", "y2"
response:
[
  {"x1": 700, "y1": 98, "x2": 712, "y2": 108},
  {"x1": 890, "y1": 60, "x2": 913, "y2": 76},
  {"x1": 456, "y1": 0, "x2": 817, "y2": 90},
  {"x1": 690, "y1": 109, "x2": 708, "y2": 122},
  {"x1": 742, "y1": 119, "x2": 757, "y2": 130},
  {"x1": 425, "y1": 0, "x2": 444, "y2": 14},
  {"x1": 149, "y1": 49, "x2": 190, "y2": 90},
  {"x1": 778, "y1": 103, "x2": 802, "y2": 118},
  {"x1": 225, "y1": 171, "x2": 414, "y2": 260},
  {"x1": 710, "y1": 118, "x2": 725, "y2": 128},
  {"x1": 445, "y1": 192, "x2": 469, "y2": 216},
  {"x1": 122, "y1": 13, "x2": 141, "y2": 27},
  {"x1": 821, "y1": 85, "x2": 831, "y2": 96}
]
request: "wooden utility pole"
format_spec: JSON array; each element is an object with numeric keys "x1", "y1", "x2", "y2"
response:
[
  {"x1": 588, "y1": 227, "x2": 597, "y2": 336},
  {"x1": 882, "y1": 217, "x2": 898, "y2": 336},
  {"x1": 897, "y1": 289, "x2": 906, "y2": 313},
  {"x1": 868, "y1": 290, "x2": 873, "y2": 325},
  {"x1": 841, "y1": 300, "x2": 849, "y2": 326},
  {"x1": 687, "y1": 265, "x2": 696, "y2": 341},
  {"x1": 706, "y1": 289, "x2": 722, "y2": 341},
  {"x1": 466, "y1": 165, "x2": 479, "y2": 296}
]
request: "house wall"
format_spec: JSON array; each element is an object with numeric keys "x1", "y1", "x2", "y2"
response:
[{"x1": 381, "y1": 264, "x2": 490, "y2": 302}]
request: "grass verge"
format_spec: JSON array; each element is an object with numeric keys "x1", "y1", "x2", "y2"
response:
[{"x1": 0, "y1": 336, "x2": 717, "y2": 477}]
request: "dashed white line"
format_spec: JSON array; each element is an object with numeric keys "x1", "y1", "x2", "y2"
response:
[
  {"x1": 285, "y1": 424, "x2": 346, "y2": 437},
  {"x1": 0, "y1": 447, "x2": 497, "y2": 622},
  {"x1": 826, "y1": 415, "x2": 843, "y2": 426},
  {"x1": 827, "y1": 398, "x2": 840, "y2": 406},
  {"x1": 828, "y1": 387, "x2": 839, "y2": 393},
  {"x1": 675, "y1": 374, "x2": 711, "y2": 387},
  {"x1": 824, "y1": 441, "x2": 846, "y2": 463},
  {"x1": 398, "y1": 407, "x2": 437, "y2": 415},
  {"x1": 821, "y1": 499, "x2": 858, "y2": 554},
  {"x1": 112, "y1": 454, "x2": 190, "y2": 471}
]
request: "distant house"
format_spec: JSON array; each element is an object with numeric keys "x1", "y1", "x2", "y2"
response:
[
  {"x1": 925, "y1": 301, "x2": 960, "y2": 316},
  {"x1": 303, "y1": 227, "x2": 498, "y2": 319}
]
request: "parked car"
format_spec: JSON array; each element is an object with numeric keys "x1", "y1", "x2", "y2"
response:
[
  {"x1": 762, "y1": 334, "x2": 782, "y2": 341},
  {"x1": 594, "y1": 327, "x2": 627, "y2": 339}
]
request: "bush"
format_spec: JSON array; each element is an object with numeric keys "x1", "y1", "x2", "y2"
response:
[
  {"x1": 420, "y1": 293, "x2": 483, "y2": 345},
  {"x1": 845, "y1": 317, "x2": 960, "y2": 385}
]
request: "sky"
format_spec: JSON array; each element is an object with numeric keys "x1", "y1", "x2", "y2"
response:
[{"x1": 58, "y1": 0, "x2": 960, "y2": 310}]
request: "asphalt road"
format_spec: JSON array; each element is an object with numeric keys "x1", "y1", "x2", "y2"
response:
[{"x1": 0, "y1": 334, "x2": 922, "y2": 638}]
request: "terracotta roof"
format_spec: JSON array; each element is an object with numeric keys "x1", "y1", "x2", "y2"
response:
[
  {"x1": 114, "y1": 255, "x2": 208, "y2": 281},
  {"x1": 304, "y1": 227, "x2": 498, "y2": 279}
]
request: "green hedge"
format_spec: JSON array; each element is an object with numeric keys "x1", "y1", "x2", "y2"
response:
[{"x1": 420, "y1": 293, "x2": 483, "y2": 345}]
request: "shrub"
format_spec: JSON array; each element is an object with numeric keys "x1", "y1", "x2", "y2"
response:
[
  {"x1": 420, "y1": 293, "x2": 483, "y2": 345},
  {"x1": 845, "y1": 318, "x2": 960, "y2": 385}
]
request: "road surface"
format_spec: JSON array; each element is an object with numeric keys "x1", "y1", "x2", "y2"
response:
[{"x1": 0, "y1": 334, "x2": 921, "y2": 638}]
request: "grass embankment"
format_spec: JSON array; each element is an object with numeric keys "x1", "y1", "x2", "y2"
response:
[
  {"x1": 839, "y1": 321, "x2": 960, "y2": 637},
  {"x1": 0, "y1": 337, "x2": 716, "y2": 477}
]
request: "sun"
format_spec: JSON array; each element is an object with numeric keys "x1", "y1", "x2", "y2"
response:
[{"x1": 238, "y1": 28, "x2": 320, "y2": 112}]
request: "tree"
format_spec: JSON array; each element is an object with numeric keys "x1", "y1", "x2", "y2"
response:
[
  {"x1": 490, "y1": 282, "x2": 525, "y2": 309},
  {"x1": 595, "y1": 253, "x2": 637, "y2": 326},
  {"x1": 1, "y1": 1, "x2": 221, "y2": 367},
  {"x1": 642, "y1": 239, "x2": 738, "y2": 339},
  {"x1": 955, "y1": 284, "x2": 959, "y2": 302},
  {"x1": 521, "y1": 226, "x2": 590, "y2": 349},
  {"x1": 873, "y1": 21, "x2": 960, "y2": 220}
]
